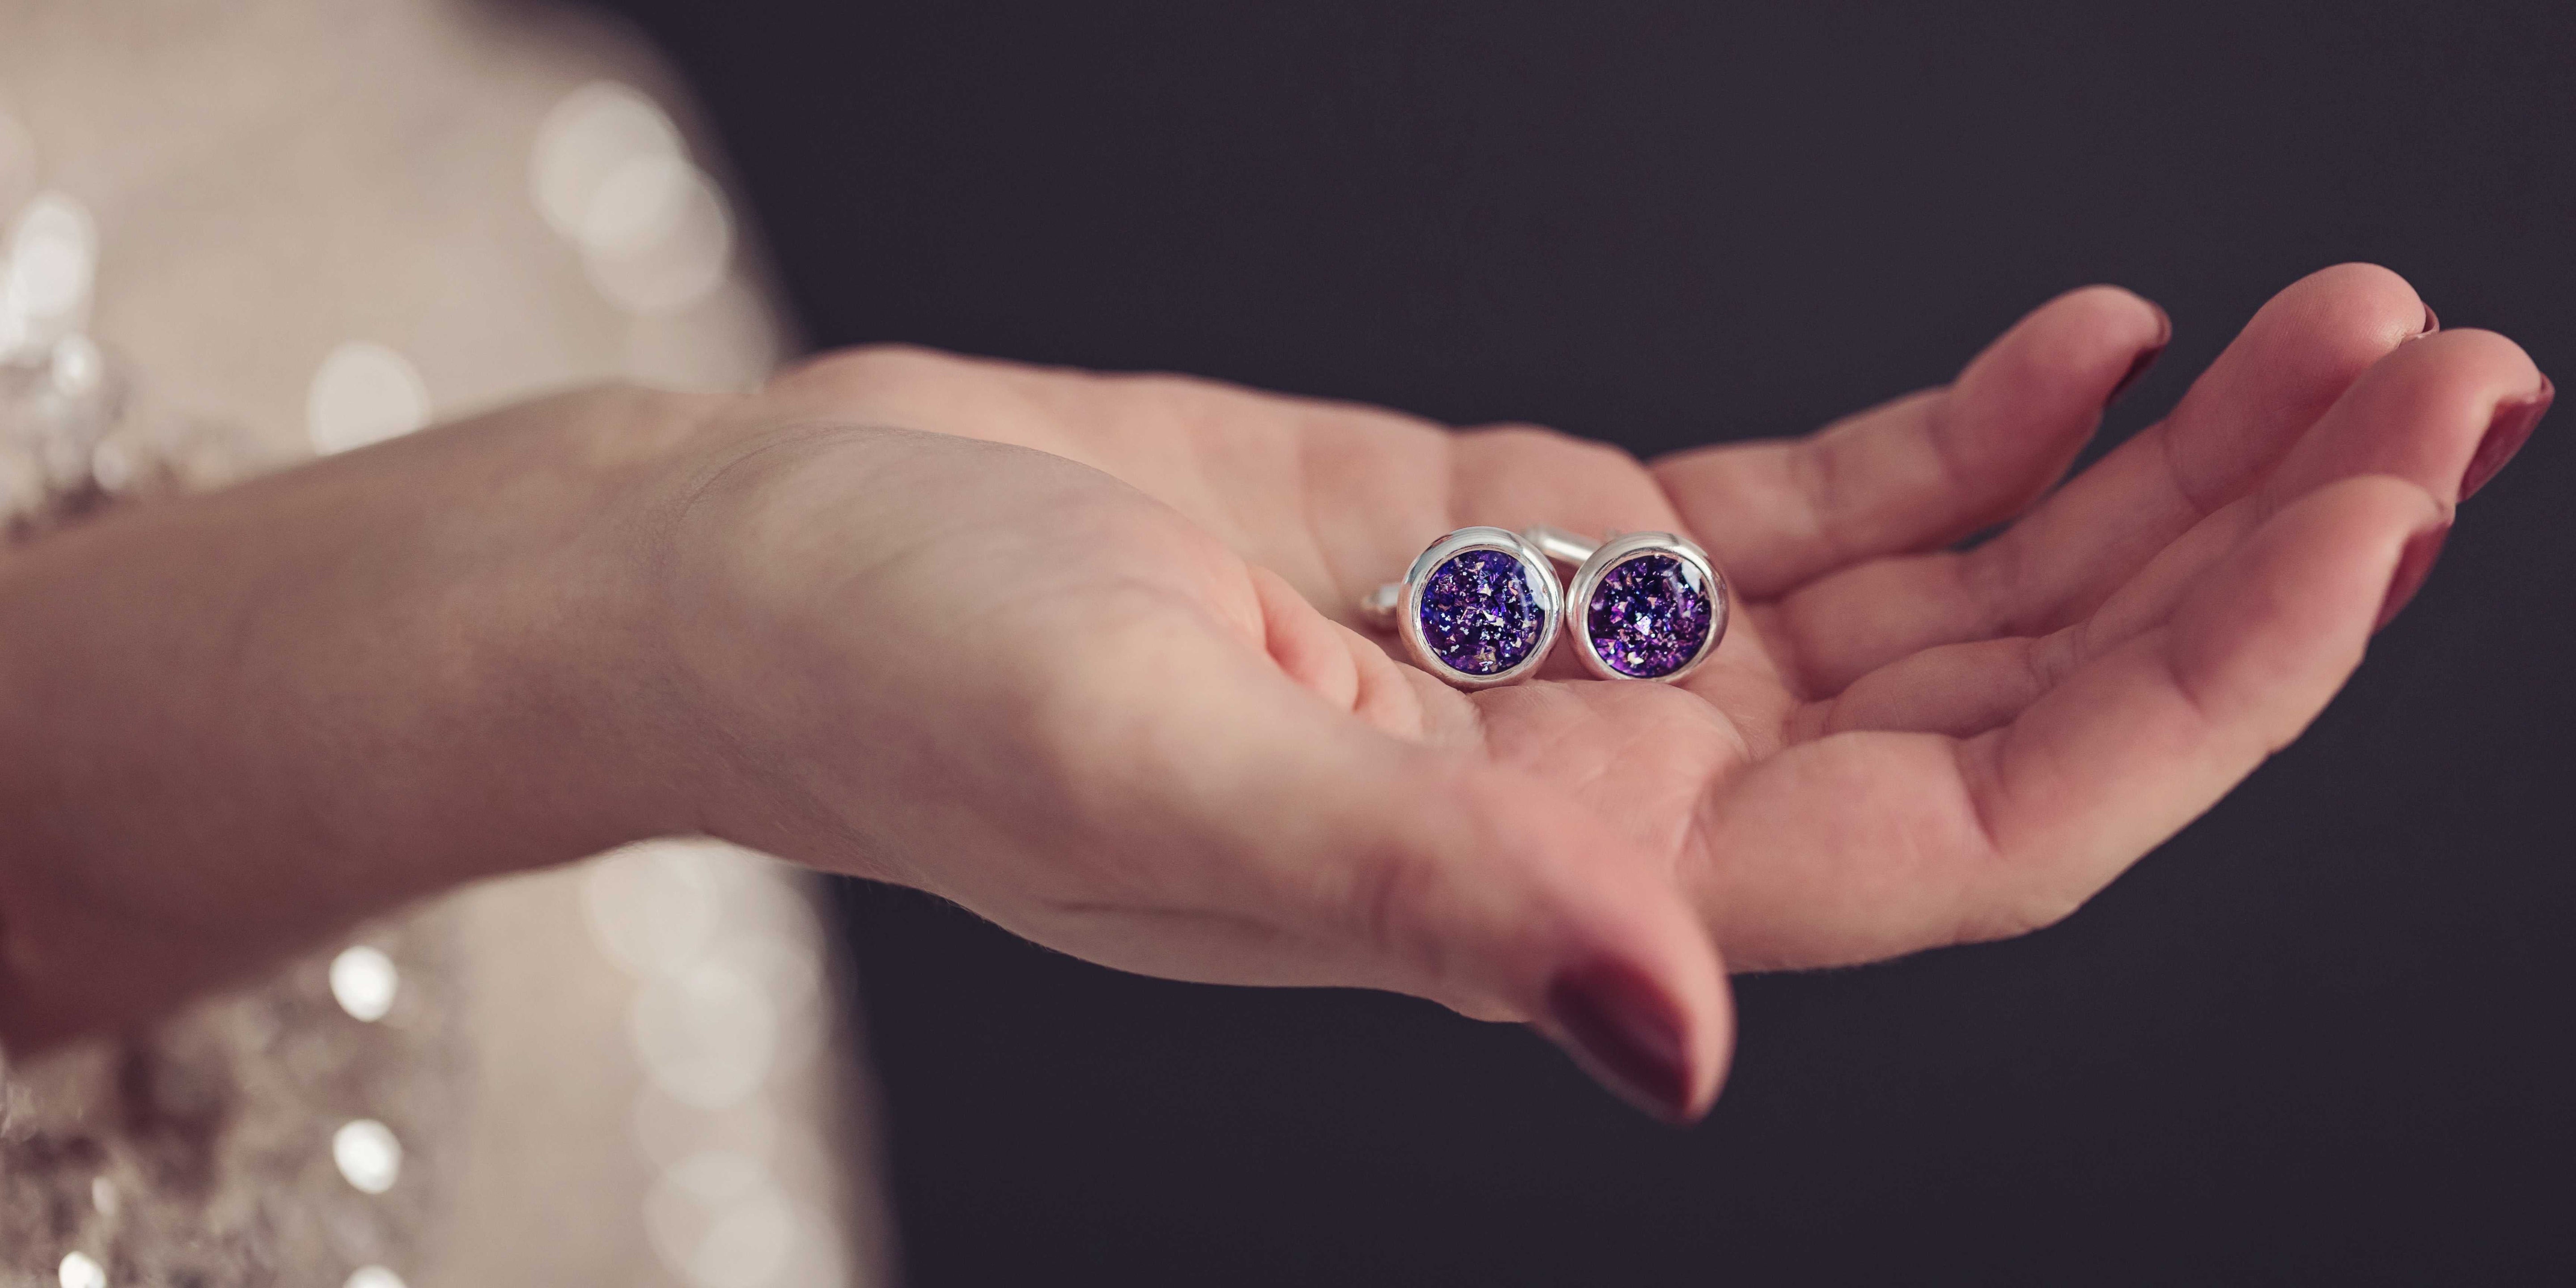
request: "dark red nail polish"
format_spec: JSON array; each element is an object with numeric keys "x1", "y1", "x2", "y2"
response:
[
  {"x1": 1546, "y1": 959, "x2": 1695, "y2": 1124},
  {"x1": 2461, "y1": 377, "x2": 2553, "y2": 500},
  {"x1": 2108, "y1": 342, "x2": 2166, "y2": 403},
  {"x1": 2376, "y1": 521, "x2": 2451, "y2": 631},
  {"x1": 2421, "y1": 302, "x2": 2440, "y2": 335}
]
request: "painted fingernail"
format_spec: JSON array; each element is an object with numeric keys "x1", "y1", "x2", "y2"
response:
[
  {"x1": 2461, "y1": 376, "x2": 2553, "y2": 500},
  {"x1": 2108, "y1": 344, "x2": 2165, "y2": 403},
  {"x1": 1546, "y1": 959, "x2": 1696, "y2": 1124},
  {"x1": 2376, "y1": 521, "x2": 2451, "y2": 631},
  {"x1": 2106, "y1": 303, "x2": 2174, "y2": 405}
]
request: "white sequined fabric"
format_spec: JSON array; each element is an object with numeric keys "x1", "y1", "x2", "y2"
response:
[{"x1": 0, "y1": 2, "x2": 886, "y2": 1284}]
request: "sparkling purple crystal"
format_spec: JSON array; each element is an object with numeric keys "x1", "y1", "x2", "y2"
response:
[
  {"x1": 1415, "y1": 549, "x2": 1545, "y2": 675},
  {"x1": 1586, "y1": 553, "x2": 1714, "y2": 678}
]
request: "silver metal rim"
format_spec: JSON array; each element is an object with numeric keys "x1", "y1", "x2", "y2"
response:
[
  {"x1": 1396, "y1": 525, "x2": 1564, "y2": 689},
  {"x1": 1563, "y1": 531, "x2": 1729, "y2": 683}
]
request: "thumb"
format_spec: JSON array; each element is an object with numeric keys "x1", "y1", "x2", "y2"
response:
[
  {"x1": 1360, "y1": 755, "x2": 1738, "y2": 1124},
  {"x1": 1065, "y1": 611, "x2": 1737, "y2": 1123}
]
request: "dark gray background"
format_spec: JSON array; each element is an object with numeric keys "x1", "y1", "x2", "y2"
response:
[{"x1": 597, "y1": 2, "x2": 2575, "y2": 1281}]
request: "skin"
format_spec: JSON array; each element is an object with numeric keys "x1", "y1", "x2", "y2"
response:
[{"x1": 0, "y1": 264, "x2": 2544, "y2": 1123}]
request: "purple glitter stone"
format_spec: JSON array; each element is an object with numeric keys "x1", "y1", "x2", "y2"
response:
[
  {"x1": 1415, "y1": 549, "x2": 1545, "y2": 676},
  {"x1": 1586, "y1": 553, "x2": 1714, "y2": 678}
]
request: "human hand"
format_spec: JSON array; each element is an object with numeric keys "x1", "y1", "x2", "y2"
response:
[
  {"x1": 0, "y1": 364, "x2": 1738, "y2": 1122},
  {"x1": 1, "y1": 265, "x2": 2534, "y2": 1127},
  {"x1": 637, "y1": 413, "x2": 1739, "y2": 1122},
  {"x1": 724, "y1": 264, "x2": 2545, "y2": 1117}
]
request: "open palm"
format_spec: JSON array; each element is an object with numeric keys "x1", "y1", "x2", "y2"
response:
[{"x1": 732, "y1": 264, "x2": 2542, "y2": 1118}]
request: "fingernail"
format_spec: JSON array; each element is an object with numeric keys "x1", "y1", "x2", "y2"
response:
[
  {"x1": 1546, "y1": 959, "x2": 1696, "y2": 1124},
  {"x1": 2421, "y1": 301, "x2": 2440, "y2": 335},
  {"x1": 2376, "y1": 521, "x2": 2451, "y2": 631},
  {"x1": 2107, "y1": 343, "x2": 2166, "y2": 404},
  {"x1": 2105, "y1": 303, "x2": 2174, "y2": 405},
  {"x1": 2461, "y1": 376, "x2": 2554, "y2": 500}
]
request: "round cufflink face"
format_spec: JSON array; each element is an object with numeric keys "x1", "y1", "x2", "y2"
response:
[
  {"x1": 1564, "y1": 532, "x2": 1727, "y2": 683},
  {"x1": 1397, "y1": 526, "x2": 1563, "y2": 689}
]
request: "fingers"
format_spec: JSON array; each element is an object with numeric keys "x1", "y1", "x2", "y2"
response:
[
  {"x1": 2061, "y1": 328, "x2": 2542, "y2": 657},
  {"x1": 1773, "y1": 263, "x2": 2431, "y2": 694},
  {"x1": 2254, "y1": 327, "x2": 2547, "y2": 517},
  {"x1": 1650, "y1": 285, "x2": 2168, "y2": 599},
  {"x1": 1695, "y1": 475, "x2": 2441, "y2": 970},
  {"x1": 1017, "y1": 581, "x2": 1735, "y2": 1122},
  {"x1": 1816, "y1": 328, "x2": 2549, "y2": 738},
  {"x1": 1949, "y1": 475, "x2": 2440, "y2": 938},
  {"x1": 1358, "y1": 755, "x2": 1735, "y2": 1123}
]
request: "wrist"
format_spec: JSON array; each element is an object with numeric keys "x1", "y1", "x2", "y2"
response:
[{"x1": 0, "y1": 382, "x2": 732, "y2": 1045}]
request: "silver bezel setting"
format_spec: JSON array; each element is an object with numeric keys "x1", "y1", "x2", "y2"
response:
[
  {"x1": 1395, "y1": 526, "x2": 1564, "y2": 690},
  {"x1": 1563, "y1": 531, "x2": 1729, "y2": 684}
]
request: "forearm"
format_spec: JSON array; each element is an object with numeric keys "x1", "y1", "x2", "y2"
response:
[{"x1": 0, "y1": 386, "x2": 720, "y2": 1048}]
